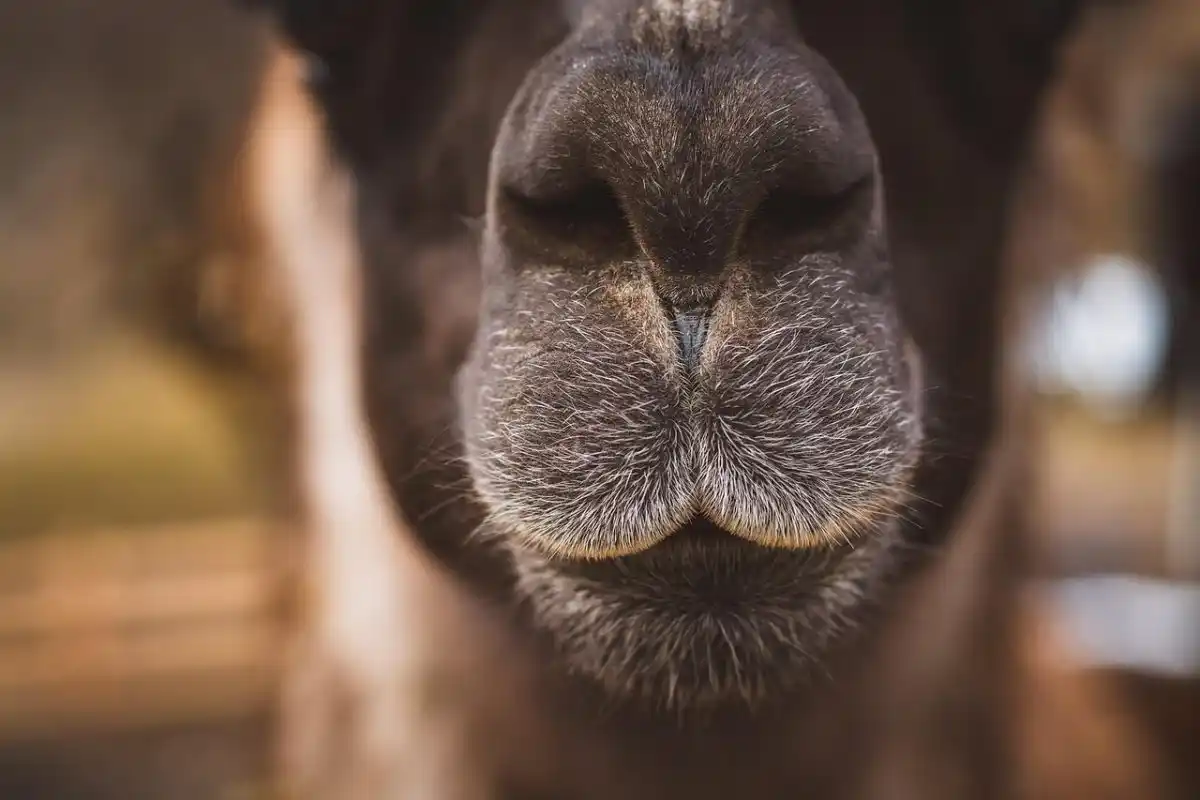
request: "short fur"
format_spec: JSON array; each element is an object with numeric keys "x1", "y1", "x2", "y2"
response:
[{"x1": 234, "y1": 0, "x2": 1171, "y2": 797}]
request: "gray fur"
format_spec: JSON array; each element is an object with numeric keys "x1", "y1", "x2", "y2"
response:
[{"x1": 456, "y1": 3, "x2": 924, "y2": 708}]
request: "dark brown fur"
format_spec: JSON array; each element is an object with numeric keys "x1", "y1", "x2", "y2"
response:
[{"x1": 234, "y1": 1, "x2": 1172, "y2": 797}]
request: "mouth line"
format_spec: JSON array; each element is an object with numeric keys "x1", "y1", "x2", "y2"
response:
[
  {"x1": 638, "y1": 514, "x2": 864, "y2": 571},
  {"x1": 647, "y1": 514, "x2": 792, "y2": 556},
  {"x1": 505, "y1": 499, "x2": 889, "y2": 565},
  {"x1": 529, "y1": 514, "x2": 864, "y2": 582},
  {"x1": 512, "y1": 514, "x2": 885, "y2": 634}
]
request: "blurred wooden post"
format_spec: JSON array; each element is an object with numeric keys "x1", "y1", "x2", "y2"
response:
[{"x1": 236, "y1": 42, "x2": 488, "y2": 800}]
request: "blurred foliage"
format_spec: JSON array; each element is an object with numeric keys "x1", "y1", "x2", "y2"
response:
[
  {"x1": 0, "y1": 0, "x2": 279, "y2": 541},
  {"x1": 0, "y1": 329, "x2": 284, "y2": 538}
]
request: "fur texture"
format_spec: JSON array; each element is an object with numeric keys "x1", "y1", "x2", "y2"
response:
[
  {"x1": 456, "y1": 10, "x2": 923, "y2": 702},
  {"x1": 235, "y1": 0, "x2": 1170, "y2": 797}
]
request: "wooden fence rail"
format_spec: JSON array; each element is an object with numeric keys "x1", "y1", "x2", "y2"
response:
[{"x1": 0, "y1": 519, "x2": 287, "y2": 742}]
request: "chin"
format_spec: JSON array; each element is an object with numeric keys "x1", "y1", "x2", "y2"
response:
[{"x1": 505, "y1": 514, "x2": 906, "y2": 709}]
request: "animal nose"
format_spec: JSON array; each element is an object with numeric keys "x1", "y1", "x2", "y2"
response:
[{"x1": 491, "y1": 37, "x2": 874, "y2": 306}]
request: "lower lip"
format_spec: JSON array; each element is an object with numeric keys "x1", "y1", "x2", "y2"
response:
[
  {"x1": 669, "y1": 516, "x2": 734, "y2": 543},
  {"x1": 646, "y1": 516, "x2": 765, "y2": 557}
]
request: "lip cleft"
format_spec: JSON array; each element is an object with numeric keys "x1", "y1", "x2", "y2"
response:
[{"x1": 671, "y1": 305, "x2": 711, "y2": 371}]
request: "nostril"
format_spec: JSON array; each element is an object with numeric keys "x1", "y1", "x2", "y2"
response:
[
  {"x1": 664, "y1": 301, "x2": 713, "y2": 371},
  {"x1": 498, "y1": 179, "x2": 635, "y2": 259},
  {"x1": 741, "y1": 174, "x2": 874, "y2": 251}
]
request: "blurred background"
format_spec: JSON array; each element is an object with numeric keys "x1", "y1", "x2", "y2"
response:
[
  {"x1": 0, "y1": 0, "x2": 1195, "y2": 797},
  {"x1": 0, "y1": 2, "x2": 282, "y2": 797}
]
